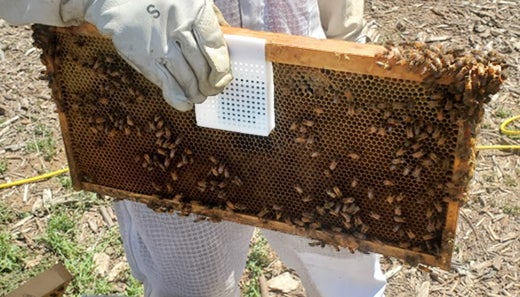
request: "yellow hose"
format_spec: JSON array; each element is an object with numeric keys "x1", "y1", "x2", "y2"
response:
[
  {"x1": 0, "y1": 168, "x2": 69, "y2": 190},
  {"x1": 476, "y1": 115, "x2": 519, "y2": 151},
  {"x1": 499, "y1": 115, "x2": 520, "y2": 136}
]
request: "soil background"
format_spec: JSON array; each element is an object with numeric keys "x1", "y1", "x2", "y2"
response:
[{"x1": 1, "y1": 0, "x2": 519, "y2": 296}]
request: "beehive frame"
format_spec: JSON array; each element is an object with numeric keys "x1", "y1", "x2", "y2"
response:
[{"x1": 33, "y1": 24, "x2": 505, "y2": 270}]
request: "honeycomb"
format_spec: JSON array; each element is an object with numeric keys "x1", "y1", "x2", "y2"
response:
[{"x1": 32, "y1": 24, "x2": 506, "y2": 269}]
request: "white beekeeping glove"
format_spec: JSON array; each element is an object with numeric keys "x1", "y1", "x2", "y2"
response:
[{"x1": 0, "y1": 0, "x2": 233, "y2": 111}]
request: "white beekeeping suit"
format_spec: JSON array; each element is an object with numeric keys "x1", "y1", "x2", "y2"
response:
[{"x1": 0, "y1": 1, "x2": 386, "y2": 296}]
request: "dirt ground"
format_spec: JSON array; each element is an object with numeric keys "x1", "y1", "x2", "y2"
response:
[{"x1": 1, "y1": 0, "x2": 519, "y2": 296}]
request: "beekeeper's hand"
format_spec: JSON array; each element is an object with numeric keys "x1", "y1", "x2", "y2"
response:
[{"x1": 0, "y1": 0, "x2": 233, "y2": 111}]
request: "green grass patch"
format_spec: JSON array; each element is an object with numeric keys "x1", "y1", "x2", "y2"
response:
[
  {"x1": 503, "y1": 174, "x2": 518, "y2": 187},
  {"x1": 59, "y1": 176, "x2": 74, "y2": 190},
  {"x1": 242, "y1": 232, "x2": 270, "y2": 297},
  {"x1": 26, "y1": 138, "x2": 57, "y2": 161},
  {"x1": 37, "y1": 207, "x2": 143, "y2": 296},
  {"x1": 494, "y1": 108, "x2": 513, "y2": 119},
  {"x1": 0, "y1": 202, "x2": 15, "y2": 225},
  {"x1": 0, "y1": 231, "x2": 25, "y2": 274},
  {"x1": 0, "y1": 159, "x2": 7, "y2": 175},
  {"x1": 26, "y1": 124, "x2": 57, "y2": 161},
  {"x1": 503, "y1": 205, "x2": 520, "y2": 216}
]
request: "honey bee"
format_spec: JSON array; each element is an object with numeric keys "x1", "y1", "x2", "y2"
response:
[
  {"x1": 333, "y1": 186, "x2": 342, "y2": 197},
  {"x1": 395, "y1": 148, "x2": 406, "y2": 157},
  {"x1": 231, "y1": 176, "x2": 243, "y2": 187},
  {"x1": 394, "y1": 205, "x2": 402, "y2": 216},
  {"x1": 234, "y1": 202, "x2": 247, "y2": 211},
  {"x1": 302, "y1": 120, "x2": 314, "y2": 127},
  {"x1": 169, "y1": 149, "x2": 176, "y2": 159},
  {"x1": 344, "y1": 89, "x2": 354, "y2": 102},
  {"x1": 367, "y1": 126, "x2": 378, "y2": 134},
  {"x1": 383, "y1": 180, "x2": 394, "y2": 187},
  {"x1": 375, "y1": 61, "x2": 392, "y2": 70},
  {"x1": 330, "y1": 203, "x2": 343, "y2": 217},
  {"x1": 433, "y1": 200, "x2": 443, "y2": 213},
  {"x1": 367, "y1": 187, "x2": 374, "y2": 200},
  {"x1": 165, "y1": 183, "x2": 174, "y2": 193},
  {"x1": 412, "y1": 166, "x2": 422, "y2": 179},
  {"x1": 308, "y1": 240, "x2": 326, "y2": 248},
  {"x1": 392, "y1": 224, "x2": 401, "y2": 233},
  {"x1": 347, "y1": 152, "x2": 360, "y2": 160},
  {"x1": 155, "y1": 129, "x2": 164, "y2": 138},
  {"x1": 391, "y1": 158, "x2": 404, "y2": 165},
  {"x1": 386, "y1": 196, "x2": 394, "y2": 206},
  {"x1": 313, "y1": 107, "x2": 325, "y2": 115},
  {"x1": 437, "y1": 136, "x2": 447, "y2": 146},
  {"x1": 294, "y1": 184, "x2": 304, "y2": 195},
  {"x1": 306, "y1": 135, "x2": 315, "y2": 145},
  {"x1": 394, "y1": 216, "x2": 406, "y2": 223},
  {"x1": 302, "y1": 195, "x2": 314, "y2": 203},
  {"x1": 406, "y1": 230, "x2": 417, "y2": 239},
  {"x1": 350, "y1": 177, "x2": 359, "y2": 188},
  {"x1": 294, "y1": 218, "x2": 306, "y2": 227},
  {"x1": 360, "y1": 224, "x2": 370, "y2": 234},
  {"x1": 342, "y1": 197, "x2": 355, "y2": 204},
  {"x1": 377, "y1": 127, "x2": 387, "y2": 136},
  {"x1": 398, "y1": 242, "x2": 411, "y2": 249},
  {"x1": 257, "y1": 208, "x2": 270, "y2": 218},
  {"x1": 369, "y1": 212, "x2": 381, "y2": 220},
  {"x1": 193, "y1": 216, "x2": 207, "y2": 223},
  {"x1": 209, "y1": 156, "x2": 219, "y2": 164},
  {"x1": 402, "y1": 167, "x2": 411, "y2": 176},
  {"x1": 436, "y1": 109, "x2": 444, "y2": 121},
  {"x1": 217, "y1": 163, "x2": 226, "y2": 175},
  {"x1": 354, "y1": 216, "x2": 363, "y2": 226},
  {"x1": 295, "y1": 137, "x2": 306, "y2": 144},
  {"x1": 343, "y1": 220, "x2": 352, "y2": 230},
  {"x1": 405, "y1": 126, "x2": 414, "y2": 138},
  {"x1": 151, "y1": 182, "x2": 162, "y2": 192},
  {"x1": 174, "y1": 136, "x2": 183, "y2": 146},
  {"x1": 275, "y1": 211, "x2": 283, "y2": 221},
  {"x1": 422, "y1": 234, "x2": 435, "y2": 241},
  {"x1": 225, "y1": 201, "x2": 236, "y2": 210},
  {"x1": 412, "y1": 150, "x2": 426, "y2": 159},
  {"x1": 316, "y1": 206, "x2": 326, "y2": 216},
  {"x1": 310, "y1": 151, "x2": 321, "y2": 158},
  {"x1": 329, "y1": 159, "x2": 338, "y2": 171},
  {"x1": 326, "y1": 188, "x2": 337, "y2": 199},
  {"x1": 143, "y1": 154, "x2": 152, "y2": 165}
]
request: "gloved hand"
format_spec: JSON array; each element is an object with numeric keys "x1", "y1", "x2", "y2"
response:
[{"x1": 0, "y1": 0, "x2": 233, "y2": 111}]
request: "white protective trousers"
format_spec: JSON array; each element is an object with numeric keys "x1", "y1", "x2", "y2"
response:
[
  {"x1": 115, "y1": 201, "x2": 386, "y2": 297},
  {"x1": 114, "y1": 1, "x2": 387, "y2": 296}
]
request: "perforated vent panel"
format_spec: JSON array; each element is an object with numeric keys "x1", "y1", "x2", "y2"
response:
[
  {"x1": 196, "y1": 35, "x2": 274, "y2": 136},
  {"x1": 32, "y1": 24, "x2": 505, "y2": 269}
]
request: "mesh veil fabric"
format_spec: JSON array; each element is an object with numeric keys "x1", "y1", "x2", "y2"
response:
[
  {"x1": 115, "y1": 201, "x2": 254, "y2": 297},
  {"x1": 214, "y1": 0, "x2": 326, "y2": 38},
  {"x1": 115, "y1": 201, "x2": 387, "y2": 297}
]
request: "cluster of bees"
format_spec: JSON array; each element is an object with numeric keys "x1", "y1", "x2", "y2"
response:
[
  {"x1": 133, "y1": 115, "x2": 194, "y2": 193},
  {"x1": 195, "y1": 156, "x2": 244, "y2": 209},
  {"x1": 377, "y1": 41, "x2": 507, "y2": 114}
]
